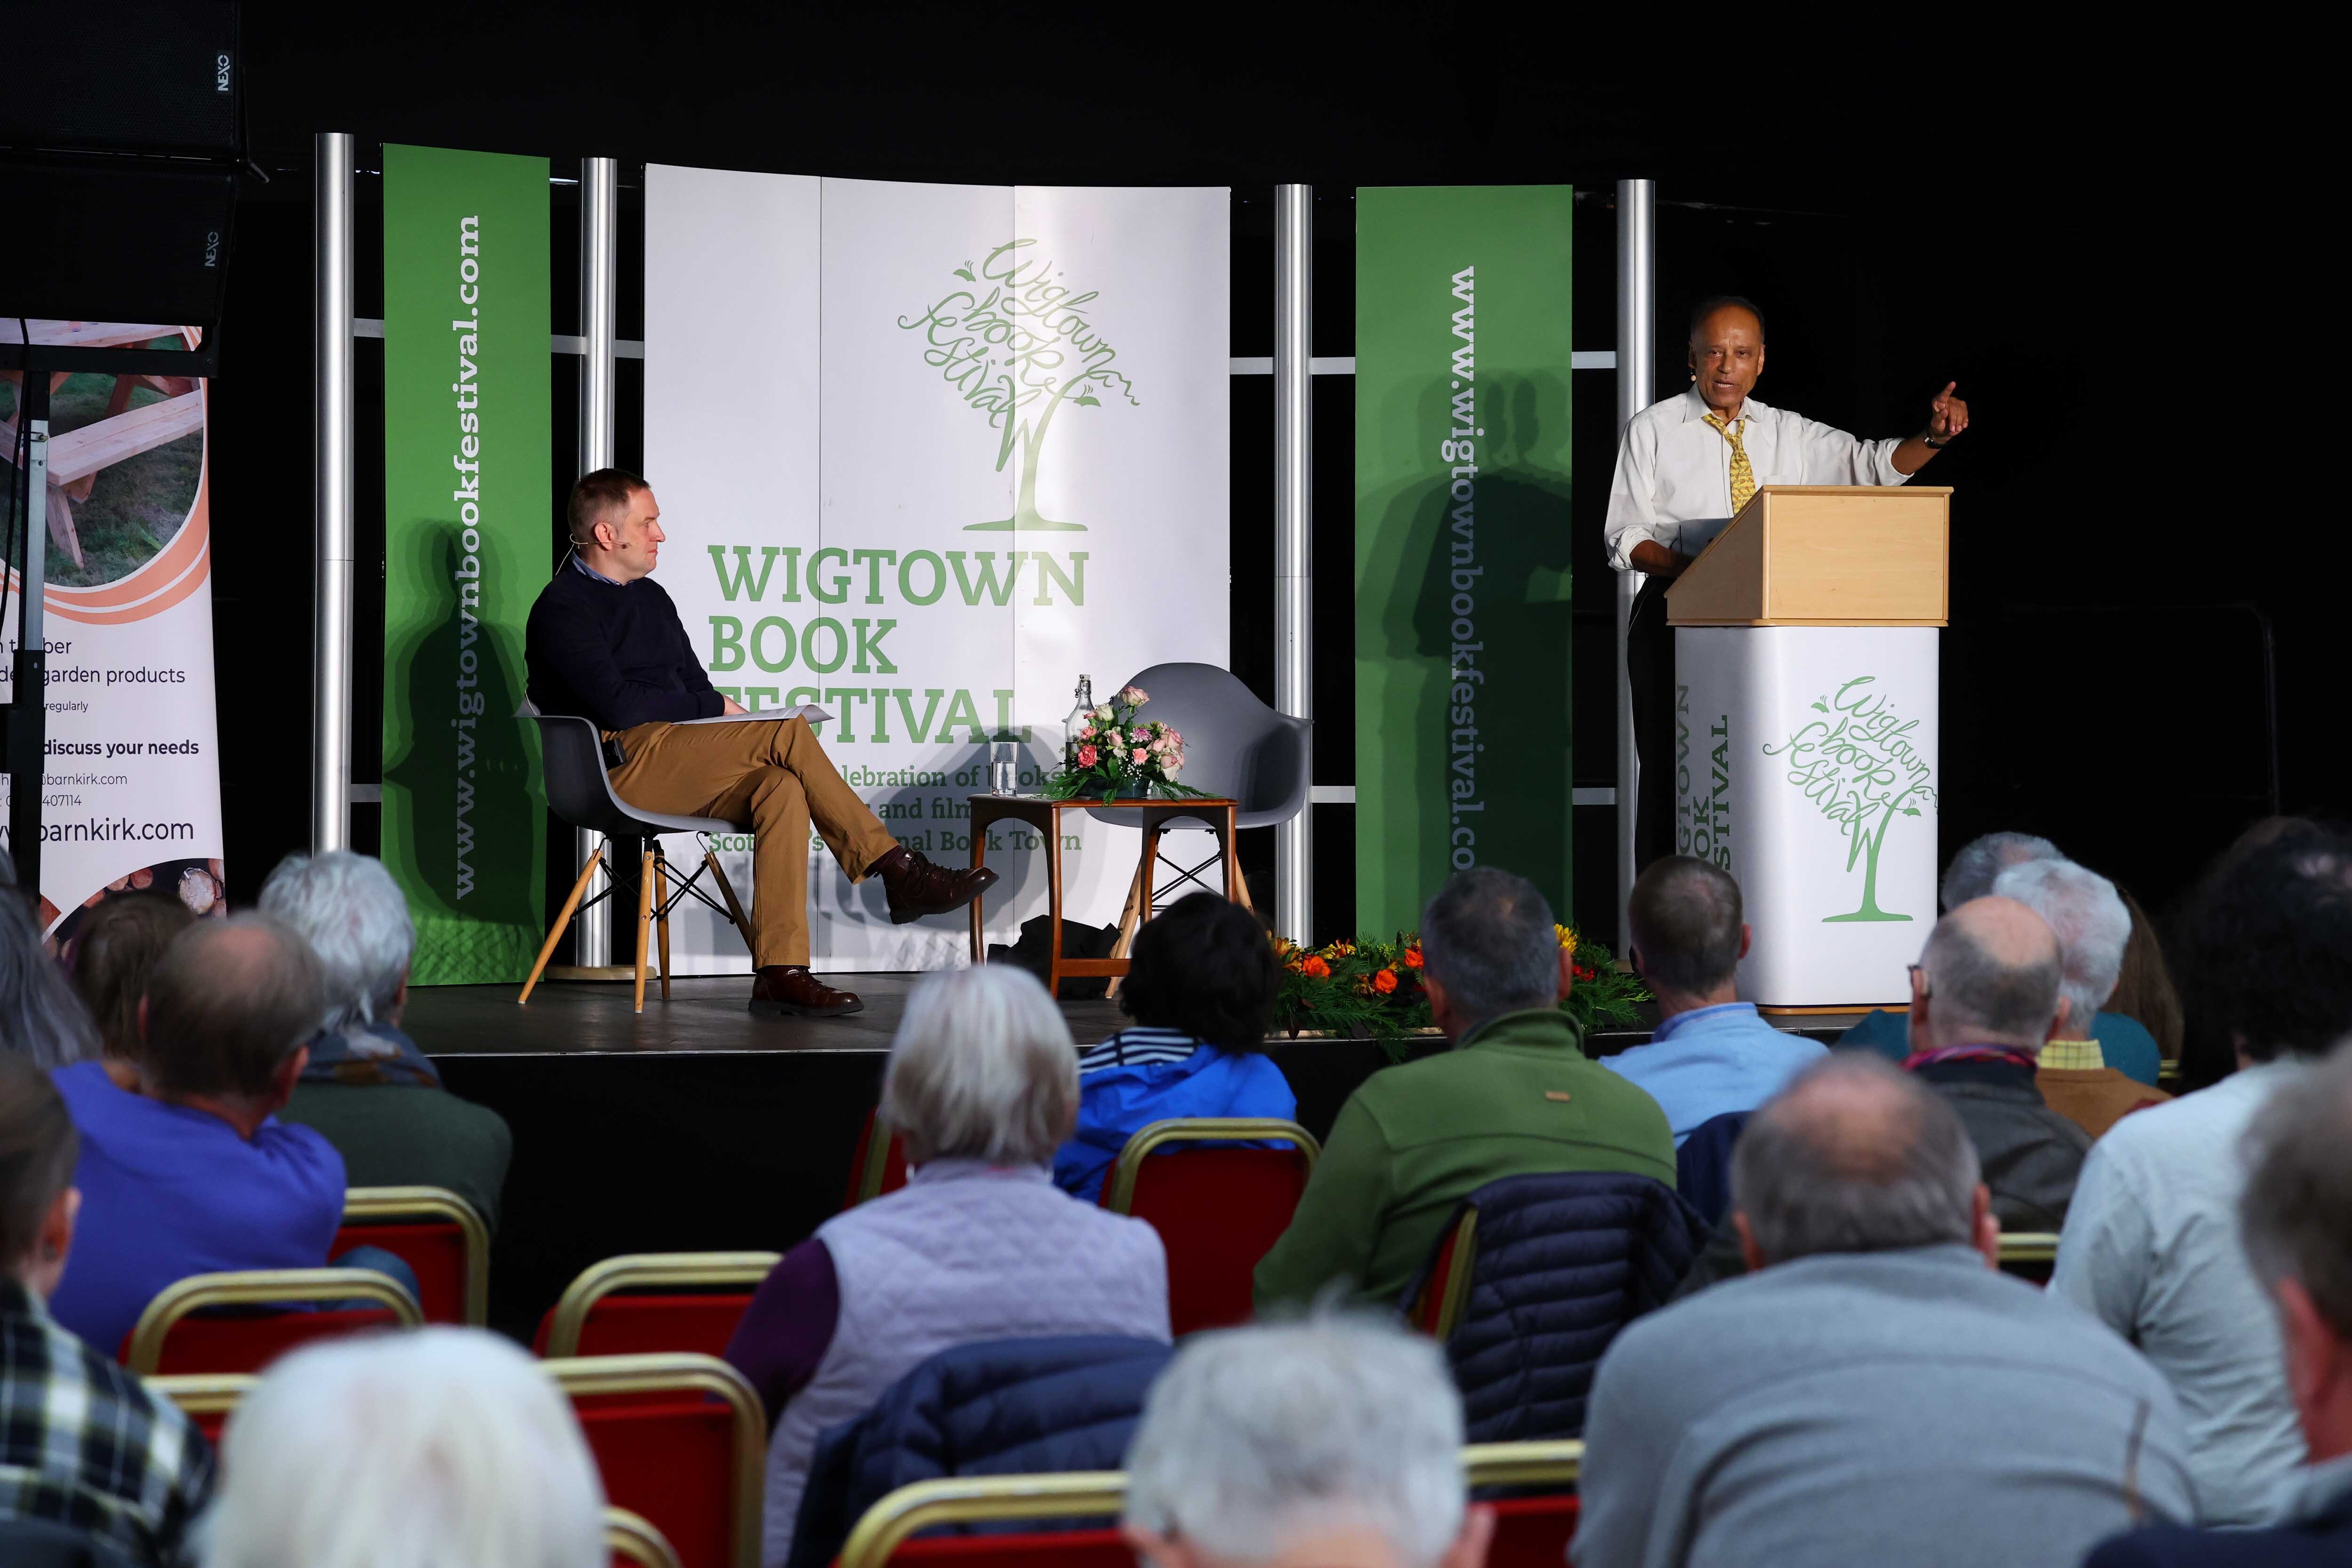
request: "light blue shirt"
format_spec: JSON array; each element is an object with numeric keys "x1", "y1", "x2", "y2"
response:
[
  {"x1": 1601, "y1": 1002, "x2": 1827, "y2": 1146},
  {"x1": 568, "y1": 549, "x2": 621, "y2": 586}
]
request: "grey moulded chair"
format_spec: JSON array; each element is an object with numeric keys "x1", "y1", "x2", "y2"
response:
[
  {"x1": 1089, "y1": 662, "x2": 1309, "y2": 926},
  {"x1": 516, "y1": 703, "x2": 757, "y2": 1013}
]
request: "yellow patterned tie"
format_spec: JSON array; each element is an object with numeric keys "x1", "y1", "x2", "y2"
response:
[{"x1": 1703, "y1": 412, "x2": 1756, "y2": 517}]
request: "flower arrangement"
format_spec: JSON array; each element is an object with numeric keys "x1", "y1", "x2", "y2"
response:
[
  {"x1": 1272, "y1": 923, "x2": 1650, "y2": 1061},
  {"x1": 1041, "y1": 685, "x2": 1206, "y2": 800}
]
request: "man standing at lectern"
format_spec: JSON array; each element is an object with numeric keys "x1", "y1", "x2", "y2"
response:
[
  {"x1": 1606, "y1": 297, "x2": 1970, "y2": 871},
  {"x1": 525, "y1": 469, "x2": 995, "y2": 1019}
]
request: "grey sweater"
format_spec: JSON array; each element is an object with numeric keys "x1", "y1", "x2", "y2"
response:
[{"x1": 1574, "y1": 1244, "x2": 2197, "y2": 1568}]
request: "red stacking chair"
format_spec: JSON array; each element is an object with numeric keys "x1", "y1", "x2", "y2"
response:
[
  {"x1": 1998, "y1": 1232, "x2": 2060, "y2": 1287},
  {"x1": 1466, "y1": 1440, "x2": 1583, "y2": 1568},
  {"x1": 606, "y1": 1506, "x2": 686, "y2": 1568},
  {"x1": 333, "y1": 1186, "x2": 491, "y2": 1325},
  {"x1": 533, "y1": 1253, "x2": 782, "y2": 1360},
  {"x1": 1409, "y1": 1207, "x2": 1478, "y2": 1340},
  {"x1": 545, "y1": 1353, "x2": 765, "y2": 1568},
  {"x1": 844, "y1": 1107, "x2": 910, "y2": 1208},
  {"x1": 1101, "y1": 1118, "x2": 1321, "y2": 1337},
  {"x1": 144, "y1": 1372, "x2": 256, "y2": 1447},
  {"x1": 120, "y1": 1269, "x2": 424, "y2": 1376},
  {"x1": 838, "y1": 1473, "x2": 1130, "y2": 1568}
]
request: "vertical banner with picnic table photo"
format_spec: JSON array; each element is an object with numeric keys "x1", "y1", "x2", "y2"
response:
[
  {"x1": 2, "y1": 322, "x2": 226, "y2": 944},
  {"x1": 1354, "y1": 185, "x2": 1577, "y2": 934},
  {"x1": 380, "y1": 143, "x2": 551, "y2": 983}
]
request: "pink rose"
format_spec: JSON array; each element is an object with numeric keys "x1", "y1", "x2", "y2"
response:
[
  {"x1": 1131, "y1": 747, "x2": 1149, "y2": 764},
  {"x1": 1117, "y1": 685, "x2": 1149, "y2": 707},
  {"x1": 1076, "y1": 745, "x2": 1098, "y2": 767},
  {"x1": 1078, "y1": 725, "x2": 1095, "y2": 740}
]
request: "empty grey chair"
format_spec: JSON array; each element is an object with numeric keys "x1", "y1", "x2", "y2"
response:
[
  {"x1": 516, "y1": 704, "x2": 755, "y2": 1012},
  {"x1": 1088, "y1": 662, "x2": 1309, "y2": 918}
]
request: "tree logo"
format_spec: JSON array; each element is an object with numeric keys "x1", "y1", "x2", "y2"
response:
[
  {"x1": 1762, "y1": 675, "x2": 1936, "y2": 923},
  {"x1": 896, "y1": 239, "x2": 1140, "y2": 532}
]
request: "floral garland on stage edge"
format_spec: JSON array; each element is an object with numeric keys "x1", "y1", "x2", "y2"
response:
[
  {"x1": 1273, "y1": 924, "x2": 1649, "y2": 1062},
  {"x1": 1040, "y1": 685, "x2": 1209, "y2": 801}
]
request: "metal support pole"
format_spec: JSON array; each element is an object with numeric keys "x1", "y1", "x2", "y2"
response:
[
  {"x1": 5, "y1": 402, "x2": 53, "y2": 888},
  {"x1": 1614, "y1": 178, "x2": 1654, "y2": 948},
  {"x1": 1273, "y1": 184, "x2": 1313, "y2": 943},
  {"x1": 313, "y1": 131, "x2": 355, "y2": 853},
  {"x1": 574, "y1": 155, "x2": 620, "y2": 966}
]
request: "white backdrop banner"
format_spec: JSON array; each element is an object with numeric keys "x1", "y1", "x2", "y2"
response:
[{"x1": 644, "y1": 168, "x2": 1230, "y2": 969}]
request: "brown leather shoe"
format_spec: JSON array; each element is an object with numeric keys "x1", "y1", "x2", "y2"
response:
[
  {"x1": 749, "y1": 965, "x2": 864, "y2": 1017},
  {"x1": 871, "y1": 844, "x2": 998, "y2": 925}
]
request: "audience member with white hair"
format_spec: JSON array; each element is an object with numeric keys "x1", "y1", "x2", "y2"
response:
[
  {"x1": 1995, "y1": 858, "x2": 2171, "y2": 1138},
  {"x1": 198, "y1": 1327, "x2": 605, "y2": 1568},
  {"x1": 1575, "y1": 1054, "x2": 2193, "y2": 1568},
  {"x1": 1124, "y1": 1315, "x2": 1494, "y2": 1568},
  {"x1": 1898, "y1": 896, "x2": 2091, "y2": 1230},
  {"x1": 724, "y1": 963, "x2": 1169, "y2": 1566},
  {"x1": 261, "y1": 851, "x2": 513, "y2": 1230}
]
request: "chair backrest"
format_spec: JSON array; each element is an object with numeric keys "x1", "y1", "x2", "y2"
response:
[
  {"x1": 1997, "y1": 1232, "x2": 2061, "y2": 1286},
  {"x1": 844, "y1": 1106, "x2": 910, "y2": 1208},
  {"x1": 523, "y1": 711, "x2": 632, "y2": 836},
  {"x1": 544, "y1": 1353, "x2": 766, "y2": 1568},
  {"x1": 1464, "y1": 1439, "x2": 1584, "y2": 1568},
  {"x1": 1674, "y1": 1111, "x2": 1752, "y2": 1229},
  {"x1": 1400, "y1": 1172, "x2": 1708, "y2": 1443},
  {"x1": 790, "y1": 1335, "x2": 1171, "y2": 1568},
  {"x1": 838, "y1": 1474, "x2": 1130, "y2": 1568},
  {"x1": 535, "y1": 1253, "x2": 782, "y2": 1359},
  {"x1": 121, "y1": 1269, "x2": 425, "y2": 1376},
  {"x1": 1097, "y1": 662, "x2": 1309, "y2": 829},
  {"x1": 144, "y1": 1372, "x2": 258, "y2": 1447},
  {"x1": 607, "y1": 1507, "x2": 687, "y2": 1568},
  {"x1": 334, "y1": 1186, "x2": 491, "y2": 1326},
  {"x1": 1101, "y1": 1118, "x2": 1321, "y2": 1337}
]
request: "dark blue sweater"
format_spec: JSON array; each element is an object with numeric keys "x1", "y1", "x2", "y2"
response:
[{"x1": 524, "y1": 564, "x2": 723, "y2": 731}]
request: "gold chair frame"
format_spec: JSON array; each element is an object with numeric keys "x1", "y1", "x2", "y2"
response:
[
  {"x1": 144, "y1": 1371, "x2": 259, "y2": 1429},
  {"x1": 540, "y1": 1352, "x2": 766, "y2": 1568},
  {"x1": 124, "y1": 1269, "x2": 425, "y2": 1375},
  {"x1": 1463, "y1": 1439, "x2": 1583, "y2": 1488},
  {"x1": 1101, "y1": 1117, "x2": 1322, "y2": 1215},
  {"x1": 850, "y1": 1113, "x2": 900, "y2": 1206},
  {"x1": 606, "y1": 1505, "x2": 687, "y2": 1568},
  {"x1": 540, "y1": 1251, "x2": 782, "y2": 1359},
  {"x1": 341, "y1": 1185, "x2": 493, "y2": 1326},
  {"x1": 838, "y1": 1472, "x2": 1128, "y2": 1568},
  {"x1": 1410, "y1": 1207, "x2": 1481, "y2": 1343},
  {"x1": 1997, "y1": 1233, "x2": 2061, "y2": 1269}
]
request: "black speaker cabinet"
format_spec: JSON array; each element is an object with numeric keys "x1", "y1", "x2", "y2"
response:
[
  {"x1": 0, "y1": 164, "x2": 236, "y2": 330},
  {"x1": 0, "y1": 1, "x2": 241, "y2": 158}
]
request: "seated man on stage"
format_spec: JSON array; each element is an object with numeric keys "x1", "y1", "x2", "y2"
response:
[
  {"x1": 524, "y1": 469, "x2": 993, "y2": 1019},
  {"x1": 1605, "y1": 295, "x2": 1970, "y2": 871}
]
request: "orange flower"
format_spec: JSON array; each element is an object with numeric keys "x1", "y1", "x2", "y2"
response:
[
  {"x1": 1372, "y1": 968, "x2": 1398, "y2": 995},
  {"x1": 1402, "y1": 947, "x2": 1424, "y2": 970},
  {"x1": 1302, "y1": 955, "x2": 1331, "y2": 979}
]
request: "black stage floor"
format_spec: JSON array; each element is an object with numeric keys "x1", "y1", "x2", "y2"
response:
[{"x1": 407, "y1": 977, "x2": 1857, "y2": 1342}]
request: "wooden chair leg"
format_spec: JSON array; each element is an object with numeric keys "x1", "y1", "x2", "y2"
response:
[
  {"x1": 654, "y1": 852, "x2": 673, "y2": 1002},
  {"x1": 632, "y1": 844, "x2": 655, "y2": 1014},
  {"x1": 1104, "y1": 857, "x2": 1149, "y2": 1002},
  {"x1": 520, "y1": 846, "x2": 604, "y2": 1004},
  {"x1": 704, "y1": 850, "x2": 755, "y2": 954}
]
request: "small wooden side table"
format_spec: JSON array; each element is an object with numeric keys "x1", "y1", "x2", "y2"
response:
[{"x1": 967, "y1": 794, "x2": 1242, "y2": 997}]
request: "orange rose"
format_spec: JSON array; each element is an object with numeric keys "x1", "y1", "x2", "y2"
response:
[
  {"x1": 1402, "y1": 947, "x2": 1424, "y2": 969},
  {"x1": 1302, "y1": 955, "x2": 1331, "y2": 979},
  {"x1": 1372, "y1": 968, "x2": 1398, "y2": 995}
]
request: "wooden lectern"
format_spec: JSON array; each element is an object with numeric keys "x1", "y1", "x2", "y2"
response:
[{"x1": 1665, "y1": 486, "x2": 1952, "y2": 1009}]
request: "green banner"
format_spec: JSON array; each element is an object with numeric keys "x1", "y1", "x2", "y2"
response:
[
  {"x1": 1355, "y1": 186, "x2": 1575, "y2": 933},
  {"x1": 381, "y1": 144, "x2": 549, "y2": 983}
]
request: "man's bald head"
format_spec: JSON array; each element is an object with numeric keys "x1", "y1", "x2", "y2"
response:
[
  {"x1": 1916, "y1": 896, "x2": 2064, "y2": 1049},
  {"x1": 1687, "y1": 295, "x2": 1768, "y2": 418},
  {"x1": 1732, "y1": 1054, "x2": 1980, "y2": 1265},
  {"x1": 143, "y1": 915, "x2": 326, "y2": 1102}
]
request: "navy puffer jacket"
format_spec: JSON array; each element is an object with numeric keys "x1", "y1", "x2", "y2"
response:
[
  {"x1": 1400, "y1": 1171, "x2": 1708, "y2": 1442},
  {"x1": 786, "y1": 1335, "x2": 1170, "y2": 1568}
]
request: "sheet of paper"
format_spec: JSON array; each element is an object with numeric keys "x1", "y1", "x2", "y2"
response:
[{"x1": 676, "y1": 704, "x2": 831, "y2": 726}]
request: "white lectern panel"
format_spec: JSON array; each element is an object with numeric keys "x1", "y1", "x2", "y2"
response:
[{"x1": 1674, "y1": 626, "x2": 1939, "y2": 1007}]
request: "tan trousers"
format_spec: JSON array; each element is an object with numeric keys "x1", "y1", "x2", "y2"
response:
[{"x1": 605, "y1": 716, "x2": 898, "y2": 969}]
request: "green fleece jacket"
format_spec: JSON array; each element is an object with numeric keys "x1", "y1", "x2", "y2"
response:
[{"x1": 1253, "y1": 1007, "x2": 1676, "y2": 1313}]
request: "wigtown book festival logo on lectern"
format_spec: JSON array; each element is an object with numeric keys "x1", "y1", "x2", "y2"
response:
[
  {"x1": 1763, "y1": 674, "x2": 1938, "y2": 923},
  {"x1": 896, "y1": 239, "x2": 1141, "y2": 532}
]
